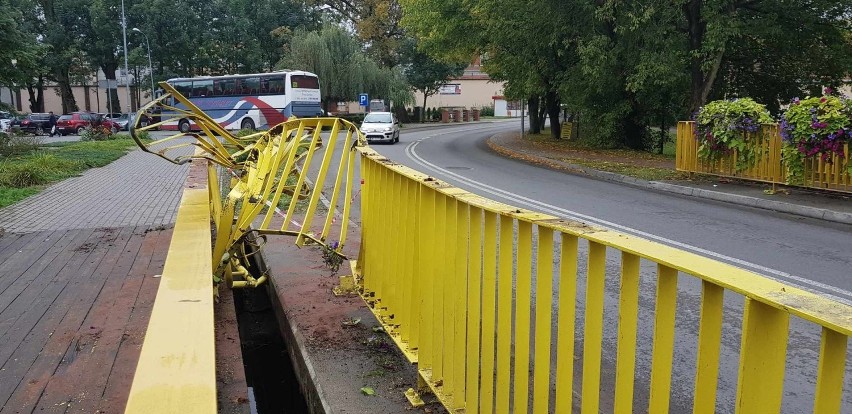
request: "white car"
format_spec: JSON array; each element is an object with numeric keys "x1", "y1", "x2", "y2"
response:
[
  {"x1": 0, "y1": 111, "x2": 11, "y2": 132},
  {"x1": 359, "y1": 112, "x2": 400, "y2": 144}
]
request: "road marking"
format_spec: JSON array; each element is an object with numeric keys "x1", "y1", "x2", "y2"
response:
[{"x1": 404, "y1": 132, "x2": 852, "y2": 305}]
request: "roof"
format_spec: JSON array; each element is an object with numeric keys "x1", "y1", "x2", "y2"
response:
[{"x1": 166, "y1": 70, "x2": 317, "y2": 83}]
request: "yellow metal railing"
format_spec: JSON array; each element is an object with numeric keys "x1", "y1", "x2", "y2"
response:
[
  {"x1": 131, "y1": 82, "x2": 364, "y2": 290},
  {"x1": 356, "y1": 147, "x2": 851, "y2": 413},
  {"x1": 676, "y1": 121, "x2": 852, "y2": 193},
  {"x1": 125, "y1": 187, "x2": 216, "y2": 413}
]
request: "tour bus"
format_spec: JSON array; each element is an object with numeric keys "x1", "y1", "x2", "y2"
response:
[{"x1": 158, "y1": 70, "x2": 323, "y2": 132}]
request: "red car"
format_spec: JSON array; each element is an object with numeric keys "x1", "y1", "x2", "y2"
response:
[{"x1": 56, "y1": 112, "x2": 117, "y2": 135}]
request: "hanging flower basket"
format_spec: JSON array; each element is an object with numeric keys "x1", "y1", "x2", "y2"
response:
[
  {"x1": 694, "y1": 98, "x2": 774, "y2": 172},
  {"x1": 780, "y1": 90, "x2": 852, "y2": 185}
]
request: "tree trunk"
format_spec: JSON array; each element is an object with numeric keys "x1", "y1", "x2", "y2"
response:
[
  {"x1": 621, "y1": 108, "x2": 646, "y2": 150},
  {"x1": 546, "y1": 90, "x2": 561, "y2": 140},
  {"x1": 422, "y1": 92, "x2": 429, "y2": 122},
  {"x1": 685, "y1": 0, "x2": 725, "y2": 114},
  {"x1": 26, "y1": 77, "x2": 45, "y2": 113},
  {"x1": 527, "y1": 96, "x2": 540, "y2": 134},
  {"x1": 52, "y1": 66, "x2": 77, "y2": 114},
  {"x1": 102, "y1": 63, "x2": 121, "y2": 113}
]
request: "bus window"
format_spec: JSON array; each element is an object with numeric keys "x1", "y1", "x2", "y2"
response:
[
  {"x1": 290, "y1": 75, "x2": 319, "y2": 89},
  {"x1": 237, "y1": 77, "x2": 260, "y2": 95},
  {"x1": 214, "y1": 79, "x2": 235, "y2": 96},
  {"x1": 173, "y1": 81, "x2": 192, "y2": 97},
  {"x1": 193, "y1": 79, "x2": 213, "y2": 97},
  {"x1": 264, "y1": 76, "x2": 285, "y2": 94}
]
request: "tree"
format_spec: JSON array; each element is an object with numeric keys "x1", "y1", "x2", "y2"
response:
[
  {"x1": 308, "y1": 0, "x2": 405, "y2": 66},
  {"x1": 278, "y1": 24, "x2": 412, "y2": 112},
  {"x1": 398, "y1": 39, "x2": 465, "y2": 122},
  {"x1": 401, "y1": 0, "x2": 851, "y2": 149}
]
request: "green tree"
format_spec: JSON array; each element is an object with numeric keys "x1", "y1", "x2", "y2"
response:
[
  {"x1": 310, "y1": 0, "x2": 405, "y2": 66},
  {"x1": 398, "y1": 39, "x2": 465, "y2": 122},
  {"x1": 278, "y1": 24, "x2": 412, "y2": 112}
]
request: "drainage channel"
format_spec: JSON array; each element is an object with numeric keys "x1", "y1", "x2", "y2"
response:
[{"x1": 233, "y1": 284, "x2": 309, "y2": 413}]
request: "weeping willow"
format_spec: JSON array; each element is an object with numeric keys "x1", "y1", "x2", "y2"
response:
[{"x1": 279, "y1": 23, "x2": 413, "y2": 108}]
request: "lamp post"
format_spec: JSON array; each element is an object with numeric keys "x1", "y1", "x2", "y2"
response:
[
  {"x1": 132, "y1": 28, "x2": 155, "y2": 101},
  {"x1": 120, "y1": 0, "x2": 131, "y2": 113}
]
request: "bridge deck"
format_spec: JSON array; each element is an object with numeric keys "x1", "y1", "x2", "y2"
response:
[{"x1": 0, "y1": 226, "x2": 169, "y2": 413}]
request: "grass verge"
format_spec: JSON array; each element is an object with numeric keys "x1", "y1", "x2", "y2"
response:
[
  {"x1": 499, "y1": 132, "x2": 689, "y2": 181},
  {"x1": 0, "y1": 138, "x2": 141, "y2": 208}
]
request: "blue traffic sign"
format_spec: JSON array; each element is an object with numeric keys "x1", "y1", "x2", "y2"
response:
[{"x1": 359, "y1": 93, "x2": 369, "y2": 106}]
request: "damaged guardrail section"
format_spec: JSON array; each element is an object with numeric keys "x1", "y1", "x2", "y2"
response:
[{"x1": 355, "y1": 147, "x2": 851, "y2": 413}]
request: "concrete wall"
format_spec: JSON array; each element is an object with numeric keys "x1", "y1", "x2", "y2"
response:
[{"x1": 16, "y1": 85, "x2": 148, "y2": 114}]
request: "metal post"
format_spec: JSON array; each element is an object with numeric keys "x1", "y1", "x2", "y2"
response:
[
  {"x1": 121, "y1": 0, "x2": 131, "y2": 113},
  {"x1": 132, "y1": 28, "x2": 155, "y2": 102},
  {"x1": 521, "y1": 100, "x2": 525, "y2": 140}
]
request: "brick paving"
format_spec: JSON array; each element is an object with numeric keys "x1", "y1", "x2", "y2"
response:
[
  {"x1": 0, "y1": 135, "x2": 198, "y2": 413},
  {"x1": 0, "y1": 138, "x2": 192, "y2": 233}
]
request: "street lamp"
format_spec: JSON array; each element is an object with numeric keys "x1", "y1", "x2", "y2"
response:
[{"x1": 132, "y1": 27, "x2": 155, "y2": 101}]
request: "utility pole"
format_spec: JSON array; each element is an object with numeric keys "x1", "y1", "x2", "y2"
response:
[{"x1": 121, "y1": 0, "x2": 131, "y2": 113}]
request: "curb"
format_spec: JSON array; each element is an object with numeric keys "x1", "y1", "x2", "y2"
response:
[
  {"x1": 486, "y1": 134, "x2": 852, "y2": 226},
  {"x1": 401, "y1": 119, "x2": 511, "y2": 132}
]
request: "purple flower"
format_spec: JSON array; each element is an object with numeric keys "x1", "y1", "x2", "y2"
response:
[
  {"x1": 825, "y1": 87, "x2": 834, "y2": 95},
  {"x1": 792, "y1": 97, "x2": 800, "y2": 105}
]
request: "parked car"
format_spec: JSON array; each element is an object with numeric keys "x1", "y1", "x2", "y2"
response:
[
  {"x1": 98, "y1": 114, "x2": 120, "y2": 133},
  {"x1": 0, "y1": 111, "x2": 11, "y2": 132},
  {"x1": 19, "y1": 113, "x2": 52, "y2": 135},
  {"x1": 114, "y1": 113, "x2": 135, "y2": 131},
  {"x1": 55, "y1": 112, "x2": 104, "y2": 135},
  {"x1": 359, "y1": 112, "x2": 400, "y2": 144}
]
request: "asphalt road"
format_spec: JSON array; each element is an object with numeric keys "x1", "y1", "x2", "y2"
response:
[{"x1": 353, "y1": 121, "x2": 852, "y2": 413}]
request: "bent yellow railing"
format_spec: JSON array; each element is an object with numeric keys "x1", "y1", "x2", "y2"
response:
[
  {"x1": 356, "y1": 147, "x2": 851, "y2": 413},
  {"x1": 676, "y1": 121, "x2": 852, "y2": 193},
  {"x1": 131, "y1": 82, "x2": 364, "y2": 289}
]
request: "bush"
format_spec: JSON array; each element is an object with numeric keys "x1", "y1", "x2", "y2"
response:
[
  {"x1": 339, "y1": 113, "x2": 366, "y2": 124},
  {"x1": 235, "y1": 128, "x2": 258, "y2": 138},
  {"x1": 479, "y1": 105, "x2": 495, "y2": 117},
  {"x1": 80, "y1": 126, "x2": 115, "y2": 141},
  {"x1": 0, "y1": 132, "x2": 44, "y2": 156},
  {"x1": 0, "y1": 152, "x2": 78, "y2": 188},
  {"x1": 694, "y1": 98, "x2": 773, "y2": 171}
]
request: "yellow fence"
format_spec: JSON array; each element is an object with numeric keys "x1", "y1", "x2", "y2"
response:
[
  {"x1": 128, "y1": 89, "x2": 851, "y2": 413},
  {"x1": 676, "y1": 121, "x2": 852, "y2": 193},
  {"x1": 357, "y1": 147, "x2": 851, "y2": 413}
]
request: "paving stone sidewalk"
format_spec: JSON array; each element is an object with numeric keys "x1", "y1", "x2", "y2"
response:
[{"x1": 0, "y1": 142, "x2": 191, "y2": 233}]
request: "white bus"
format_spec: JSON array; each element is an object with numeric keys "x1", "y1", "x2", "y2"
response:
[{"x1": 159, "y1": 70, "x2": 322, "y2": 132}]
